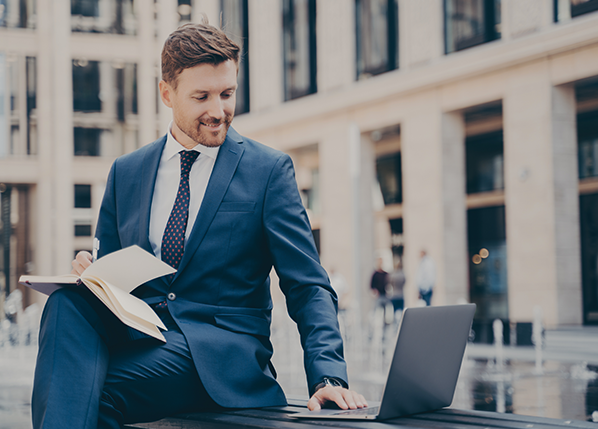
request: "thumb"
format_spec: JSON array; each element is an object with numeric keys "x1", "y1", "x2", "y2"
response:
[{"x1": 307, "y1": 395, "x2": 323, "y2": 411}]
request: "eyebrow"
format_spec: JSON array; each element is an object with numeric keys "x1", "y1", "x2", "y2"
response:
[{"x1": 190, "y1": 86, "x2": 237, "y2": 95}]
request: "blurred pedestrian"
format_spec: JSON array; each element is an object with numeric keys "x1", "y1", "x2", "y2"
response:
[
  {"x1": 329, "y1": 268, "x2": 350, "y2": 312},
  {"x1": 388, "y1": 260, "x2": 405, "y2": 314},
  {"x1": 370, "y1": 257, "x2": 389, "y2": 299},
  {"x1": 416, "y1": 250, "x2": 436, "y2": 306},
  {"x1": 370, "y1": 257, "x2": 393, "y2": 325}
]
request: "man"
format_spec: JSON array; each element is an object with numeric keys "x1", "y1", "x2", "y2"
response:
[
  {"x1": 32, "y1": 22, "x2": 365, "y2": 429},
  {"x1": 416, "y1": 250, "x2": 436, "y2": 306},
  {"x1": 370, "y1": 257, "x2": 389, "y2": 299},
  {"x1": 389, "y1": 260, "x2": 405, "y2": 314}
]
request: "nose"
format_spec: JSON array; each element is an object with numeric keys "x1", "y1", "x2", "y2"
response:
[{"x1": 206, "y1": 97, "x2": 225, "y2": 120}]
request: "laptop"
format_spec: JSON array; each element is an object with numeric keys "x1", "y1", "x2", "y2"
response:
[{"x1": 292, "y1": 303, "x2": 476, "y2": 420}]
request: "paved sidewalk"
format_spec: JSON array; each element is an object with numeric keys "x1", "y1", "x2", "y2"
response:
[
  {"x1": 2, "y1": 326, "x2": 598, "y2": 428},
  {"x1": 468, "y1": 326, "x2": 598, "y2": 365},
  {"x1": 0, "y1": 345, "x2": 36, "y2": 429}
]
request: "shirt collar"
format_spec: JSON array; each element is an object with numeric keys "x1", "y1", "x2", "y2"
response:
[{"x1": 164, "y1": 122, "x2": 221, "y2": 161}]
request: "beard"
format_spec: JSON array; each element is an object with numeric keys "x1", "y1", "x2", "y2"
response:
[{"x1": 177, "y1": 114, "x2": 234, "y2": 148}]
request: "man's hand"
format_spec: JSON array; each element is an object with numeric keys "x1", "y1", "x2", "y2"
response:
[
  {"x1": 307, "y1": 385, "x2": 368, "y2": 411},
  {"x1": 71, "y1": 251, "x2": 93, "y2": 276}
]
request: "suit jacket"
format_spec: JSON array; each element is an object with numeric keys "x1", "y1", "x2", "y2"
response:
[{"x1": 95, "y1": 127, "x2": 347, "y2": 408}]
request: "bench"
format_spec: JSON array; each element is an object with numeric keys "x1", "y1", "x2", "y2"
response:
[{"x1": 125, "y1": 398, "x2": 597, "y2": 429}]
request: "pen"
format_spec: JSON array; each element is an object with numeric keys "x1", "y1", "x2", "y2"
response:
[{"x1": 92, "y1": 238, "x2": 100, "y2": 263}]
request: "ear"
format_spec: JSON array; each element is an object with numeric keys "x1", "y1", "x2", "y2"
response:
[{"x1": 159, "y1": 80, "x2": 174, "y2": 108}]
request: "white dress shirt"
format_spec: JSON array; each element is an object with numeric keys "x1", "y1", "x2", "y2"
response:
[{"x1": 149, "y1": 125, "x2": 220, "y2": 259}]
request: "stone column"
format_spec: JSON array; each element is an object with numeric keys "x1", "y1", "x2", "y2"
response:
[
  {"x1": 16, "y1": 56, "x2": 28, "y2": 156},
  {"x1": 36, "y1": 0, "x2": 73, "y2": 275},
  {"x1": 52, "y1": 0, "x2": 75, "y2": 274},
  {"x1": 35, "y1": 0, "x2": 54, "y2": 276},
  {"x1": 551, "y1": 85, "x2": 582, "y2": 326},
  {"x1": 157, "y1": 0, "x2": 179, "y2": 133},
  {"x1": 441, "y1": 112, "x2": 468, "y2": 305},
  {"x1": 501, "y1": 0, "x2": 553, "y2": 41},
  {"x1": 399, "y1": 0, "x2": 444, "y2": 69},
  {"x1": 316, "y1": 0, "x2": 354, "y2": 92},
  {"x1": 503, "y1": 61, "x2": 582, "y2": 327},
  {"x1": 319, "y1": 120, "x2": 374, "y2": 320},
  {"x1": 193, "y1": 0, "x2": 220, "y2": 26},
  {"x1": 137, "y1": 0, "x2": 158, "y2": 146},
  {"x1": 92, "y1": 179, "x2": 107, "y2": 243},
  {"x1": 401, "y1": 91, "x2": 468, "y2": 307},
  {"x1": 248, "y1": 0, "x2": 282, "y2": 113}
]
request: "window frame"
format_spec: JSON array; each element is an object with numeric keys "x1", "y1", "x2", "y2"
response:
[
  {"x1": 571, "y1": 0, "x2": 598, "y2": 17},
  {"x1": 221, "y1": 0, "x2": 250, "y2": 114},
  {"x1": 444, "y1": 0, "x2": 501, "y2": 55},
  {"x1": 355, "y1": 0, "x2": 399, "y2": 80},
  {"x1": 282, "y1": 0, "x2": 318, "y2": 101}
]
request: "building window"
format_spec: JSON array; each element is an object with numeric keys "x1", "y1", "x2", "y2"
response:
[
  {"x1": 74, "y1": 128, "x2": 102, "y2": 156},
  {"x1": 0, "y1": 185, "x2": 32, "y2": 305},
  {"x1": 312, "y1": 228, "x2": 321, "y2": 254},
  {"x1": 578, "y1": 110, "x2": 598, "y2": 179},
  {"x1": 178, "y1": 0, "x2": 192, "y2": 23},
  {"x1": 389, "y1": 217, "x2": 403, "y2": 260},
  {"x1": 282, "y1": 0, "x2": 317, "y2": 101},
  {"x1": 444, "y1": 0, "x2": 501, "y2": 54},
  {"x1": 468, "y1": 205, "x2": 508, "y2": 326},
  {"x1": 466, "y1": 131, "x2": 504, "y2": 194},
  {"x1": 355, "y1": 0, "x2": 398, "y2": 79},
  {"x1": 580, "y1": 193, "x2": 598, "y2": 324},
  {"x1": 570, "y1": 0, "x2": 598, "y2": 17},
  {"x1": 74, "y1": 185, "x2": 92, "y2": 237},
  {"x1": 71, "y1": 0, "x2": 99, "y2": 17},
  {"x1": 74, "y1": 184, "x2": 92, "y2": 208},
  {"x1": 0, "y1": 54, "x2": 37, "y2": 157},
  {"x1": 300, "y1": 168, "x2": 321, "y2": 215},
  {"x1": 75, "y1": 224, "x2": 93, "y2": 236},
  {"x1": 73, "y1": 59, "x2": 138, "y2": 156},
  {"x1": 376, "y1": 152, "x2": 402, "y2": 205},
  {"x1": 222, "y1": 0, "x2": 250, "y2": 114},
  {"x1": 71, "y1": 0, "x2": 136, "y2": 35},
  {"x1": 0, "y1": 0, "x2": 36, "y2": 28},
  {"x1": 73, "y1": 60, "x2": 101, "y2": 112}
]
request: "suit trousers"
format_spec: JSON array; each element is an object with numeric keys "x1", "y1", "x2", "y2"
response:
[{"x1": 32, "y1": 287, "x2": 216, "y2": 429}]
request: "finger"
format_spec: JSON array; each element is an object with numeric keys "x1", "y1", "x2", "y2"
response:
[
  {"x1": 356, "y1": 393, "x2": 368, "y2": 408},
  {"x1": 342, "y1": 390, "x2": 357, "y2": 409},
  {"x1": 308, "y1": 386, "x2": 348, "y2": 411},
  {"x1": 71, "y1": 251, "x2": 93, "y2": 275},
  {"x1": 320, "y1": 386, "x2": 348, "y2": 410},
  {"x1": 76, "y1": 251, "x2": 93, "y2": 269},
  {"x1": 307, "y1": 396, "x2": 321, "y2": 411},
  {"x1": 342, "y1": 390, "x2": 368, "y2": 409}
]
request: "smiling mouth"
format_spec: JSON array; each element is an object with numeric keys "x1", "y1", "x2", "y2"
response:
[{"x1": 200, "y1": 121, "x2": 223, "y2": 130}]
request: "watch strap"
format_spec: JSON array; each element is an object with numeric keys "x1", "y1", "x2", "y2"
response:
[{"x1": 312, "y1": 376, "x2": 346, "y2": 394}]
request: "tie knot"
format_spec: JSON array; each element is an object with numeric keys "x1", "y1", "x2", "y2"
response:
[{"x1": 179, "y1": 150, "x2": 199, "y2": 178}]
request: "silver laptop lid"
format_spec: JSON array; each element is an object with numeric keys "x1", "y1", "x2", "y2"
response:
[{"x1": 377, "y1": 304, "x2": 476, "y2": 419}]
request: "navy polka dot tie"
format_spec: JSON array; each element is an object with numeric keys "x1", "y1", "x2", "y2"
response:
[{"x1": 161, "y1": 150, "x2": 200, "y2": 272}]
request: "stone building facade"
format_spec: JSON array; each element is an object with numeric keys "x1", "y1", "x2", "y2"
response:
[{"x1": 1, "y1": 0, "x2": 598, "y2": 336}]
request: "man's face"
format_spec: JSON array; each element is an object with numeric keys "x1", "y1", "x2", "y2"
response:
[{"x1": 159, "y1": 60, "x2": 237, "y2": 149}]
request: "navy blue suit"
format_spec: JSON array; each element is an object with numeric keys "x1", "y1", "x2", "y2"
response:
[{"x1": 32, "y1": 128, "x2": 347, "y2": 428}]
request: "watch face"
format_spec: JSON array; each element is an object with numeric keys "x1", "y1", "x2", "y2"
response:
[{"x1": 324, "y1": 377, "x2": 342, "y2": 387}]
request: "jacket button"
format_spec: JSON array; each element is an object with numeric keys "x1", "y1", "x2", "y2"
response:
[{"x1": 167, "y1": 292, "x2": 176, "y2": 301}]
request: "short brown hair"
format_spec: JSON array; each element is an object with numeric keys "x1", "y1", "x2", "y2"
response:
[{"x1": 161, "y1": 22, "x2": 240, "y2": 88}]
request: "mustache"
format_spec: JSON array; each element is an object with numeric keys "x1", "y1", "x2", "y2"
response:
[{"x1": 198, "y1": 115, "x2": 233, "y2": 126}]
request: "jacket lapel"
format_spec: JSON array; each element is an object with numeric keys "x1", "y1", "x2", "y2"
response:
[
  {"x1": 138, "y1": 136, "x2": 167, "y2": 257},
  {"x1": 174, "y1": 128, "x2": 244, "y2": 280}
]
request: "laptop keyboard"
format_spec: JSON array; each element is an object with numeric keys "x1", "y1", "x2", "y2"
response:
[{"x1": 336, "y1": 407, "x2": 380, "y2": 416}]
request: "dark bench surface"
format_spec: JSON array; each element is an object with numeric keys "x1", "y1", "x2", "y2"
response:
[{"x1": 124, "y1": 398, "x2": 597, "y2": 429}]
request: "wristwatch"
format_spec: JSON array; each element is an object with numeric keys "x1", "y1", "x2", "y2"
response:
[{"x1": 313, "y1": 376, "x2": 344, "y2": 393}]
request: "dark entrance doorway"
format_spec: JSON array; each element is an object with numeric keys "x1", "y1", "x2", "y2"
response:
[
  {"x1": 467, "y1": 205, "x2": 509, "y2": 343},
  {"x1": 580, "y1": 193, "x2": 598, "y2": 325}
]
